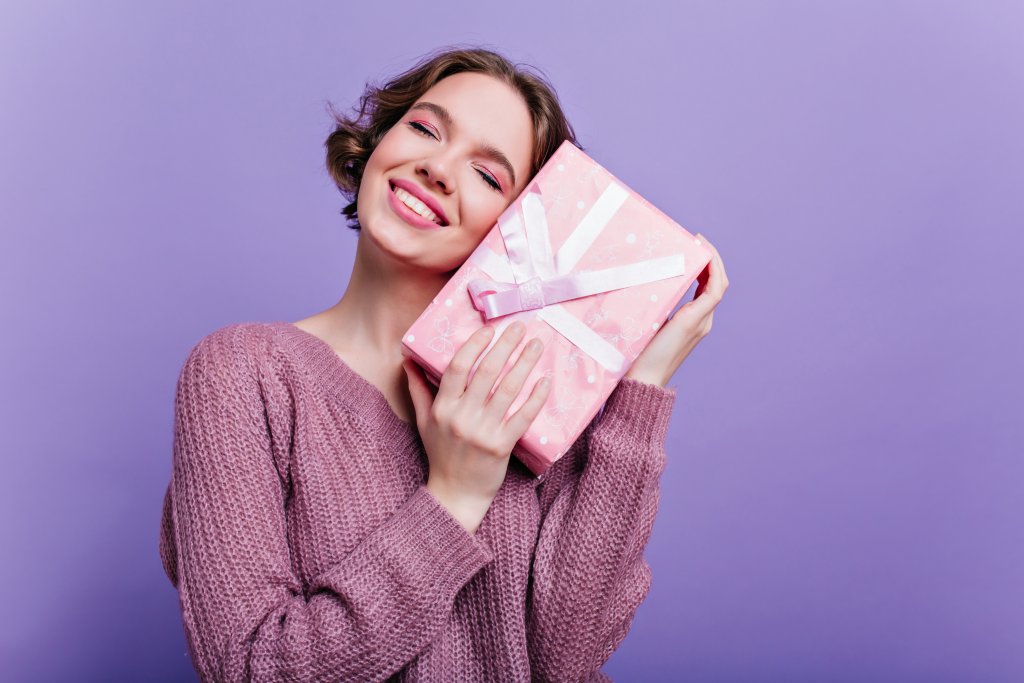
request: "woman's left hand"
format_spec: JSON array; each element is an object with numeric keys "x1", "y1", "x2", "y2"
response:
[{"x1": 624, "y1": 233, "x2": 729, "y2": 388}]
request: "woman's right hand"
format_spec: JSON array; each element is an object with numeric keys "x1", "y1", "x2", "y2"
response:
[{"x1": 403, "y1": 321, "x2": 552, "y2": 533}]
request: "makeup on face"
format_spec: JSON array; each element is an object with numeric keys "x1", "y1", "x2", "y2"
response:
[
  {"x1": 407, "y1": 101, "x2": 517, "y2": 193},
  {"x1": 386, "y1": 179, "x2": 447, "y2": 231}
]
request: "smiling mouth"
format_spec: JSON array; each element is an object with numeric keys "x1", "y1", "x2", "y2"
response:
[{"x1": 389, "y1": 182, "x2": 449, "y2": 227}]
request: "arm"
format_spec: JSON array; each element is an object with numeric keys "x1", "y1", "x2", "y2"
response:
[
  {"x1": 526, "y1": 377, "x2": 676, "y2": 682},
  {"x1": 163, "y1": 327, "x2": 493, "y2": 682}
]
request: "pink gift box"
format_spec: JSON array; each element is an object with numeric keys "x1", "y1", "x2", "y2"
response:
[{"x1": 401, "y1": 140, "x2": 711, "y2": 477}]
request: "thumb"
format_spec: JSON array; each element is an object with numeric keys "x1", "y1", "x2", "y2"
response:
[{"x1": 402, "y1": 359, "x2": 434, "y2": 423}]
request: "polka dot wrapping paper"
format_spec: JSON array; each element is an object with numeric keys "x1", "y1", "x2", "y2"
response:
[{"x1": 402, "y1": 140, "x2": 711, "y2": 477}]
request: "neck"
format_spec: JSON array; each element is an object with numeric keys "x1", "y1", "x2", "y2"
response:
[{"x1": 322, "y1": 231, "x2": 452, "y2": 363}]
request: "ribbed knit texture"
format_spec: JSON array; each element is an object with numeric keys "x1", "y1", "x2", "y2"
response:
[{"x1": 158, "y1": 321, "x2": 676, "y2": 682}]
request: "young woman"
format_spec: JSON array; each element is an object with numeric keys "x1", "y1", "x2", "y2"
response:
[{"x1": 159, "y1": 46, "x2": 728, "y2": 682}]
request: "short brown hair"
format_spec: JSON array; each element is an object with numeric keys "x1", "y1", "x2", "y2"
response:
[{"x1": 324, "y1": 45, "x2": 580, "y2": 231}]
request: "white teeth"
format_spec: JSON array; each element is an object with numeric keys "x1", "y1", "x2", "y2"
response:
[{"x1": 393, "y1": 186, "x2": 442, "y2": 224}]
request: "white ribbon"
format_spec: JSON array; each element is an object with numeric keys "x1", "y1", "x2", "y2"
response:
[{"x1": 467, "y1": 181, "x2": 687, "y2": 373}]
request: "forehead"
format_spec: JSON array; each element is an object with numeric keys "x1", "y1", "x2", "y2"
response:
[{"x1": 413, "y1": 72, "x2": 534, "y2": 182}]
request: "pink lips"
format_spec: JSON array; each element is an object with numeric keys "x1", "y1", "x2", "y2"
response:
[
  {"x1": 387, "y1": 183, "x2": 446, "y2": 230},
  {"x1": 389, "y1": 178, "x2": 449, "y2": 226}
]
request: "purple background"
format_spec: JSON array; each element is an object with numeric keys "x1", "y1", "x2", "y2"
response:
[{"x1": 2, "y1": 1, "x2": 1021, "y2": 681}]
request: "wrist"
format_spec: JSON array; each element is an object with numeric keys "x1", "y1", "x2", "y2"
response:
[
  {"x1": 425, "y1": 479, "x2": 494, "y2": 534},
  {"x1": 623, "y1": 369, "x2": 667, "y2": 388}
]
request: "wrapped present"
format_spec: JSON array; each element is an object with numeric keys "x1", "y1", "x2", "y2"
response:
[{"x1": 401, "y1": 140, "x2": 712, "y2": 477}]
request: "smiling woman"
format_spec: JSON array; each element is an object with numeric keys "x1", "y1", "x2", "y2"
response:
[
  {"x1": 157, "y1": 45, "x2": 722, "y2": 683},
  {"x1": 354, "y1": 71, "x2": 538, "y2": 275},
  {"x1": 324, "y1": 47, "x2": 577, "y2": 236}
]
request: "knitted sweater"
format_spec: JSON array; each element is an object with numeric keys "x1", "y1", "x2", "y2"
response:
[{"x1": 158, "y1": 321, "x2": 676, "y2": 682}]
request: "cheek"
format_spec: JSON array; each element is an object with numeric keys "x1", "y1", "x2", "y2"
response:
[
  {"x1": 438, "y1": 193, "x2": 515, "y2": 270},
  {"x1": 462, "y1": 190, "x2": 510, "y2": 233},
  {"x1": 363, "y1": 132, "x2": 401, "y2": 172},
  {"x1": 444, "y1": 211, "x2": 498, "y2": 265},
  {"x1": 357, "y1": 139, "x2": 400, "y2": 202}
]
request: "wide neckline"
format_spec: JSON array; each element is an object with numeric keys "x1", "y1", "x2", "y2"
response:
[
  {"x1": 269, "y1": 320, "x2": 544, "y2": 483},
  {"x1": 271, "y1": 320, "x2": 420, "y2": 450}
]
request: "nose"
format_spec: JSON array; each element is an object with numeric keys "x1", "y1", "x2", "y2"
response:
[{"x1": 415, "y1": 151, "x2": 455, "y2": 193}]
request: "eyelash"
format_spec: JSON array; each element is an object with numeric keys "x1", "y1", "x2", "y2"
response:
[{"x1": 408, "y1": 121, "x2": 502, "y2": 192}]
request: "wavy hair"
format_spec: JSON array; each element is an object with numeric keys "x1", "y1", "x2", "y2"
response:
[{"x1": 324, "y1": 46, "x2": 580, "y2": 231}]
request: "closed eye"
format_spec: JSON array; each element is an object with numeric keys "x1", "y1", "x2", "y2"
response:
[
  {"x1": 408, "y1": 122, "x2": 502, "y2": 193},
  {"x1": 409, "y1": 121, "x2": 437, "y2": 139},
  {"x1": 476, "y1": 169, "x2": 501, "y2": 192}
]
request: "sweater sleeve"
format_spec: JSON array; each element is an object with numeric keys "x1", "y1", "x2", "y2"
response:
[
  {"x1": 526, "y1": 377, "x2": 676, "y2": 682},
  {"x1": 162, "y1": 326, "x2": 494, "y2": 683}
]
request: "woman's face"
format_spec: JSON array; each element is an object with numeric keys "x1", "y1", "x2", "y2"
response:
[{"x1": 357, "y1": 71, "x2": 535, "y2": 274}]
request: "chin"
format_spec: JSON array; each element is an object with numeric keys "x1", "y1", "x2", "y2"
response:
[{"x1": 363, "y1": 217, "x2": 443, "y2": 269}]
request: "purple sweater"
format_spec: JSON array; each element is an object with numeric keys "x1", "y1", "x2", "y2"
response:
[{"x1": 158, "y1": 321, "x2": 676, "y2": 682}]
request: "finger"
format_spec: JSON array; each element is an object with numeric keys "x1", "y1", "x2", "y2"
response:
[
  {"x1": 464, "y1": 320, "x2": 527, "y2": 404},
  {"x1": 436, "y1": 324, "x2": 495, "y2": 402},
  {"x1": 713, "y1": 243, "x2": 729, "y2": 290},
  {"x1": 504, "y1": 375, "x2": 553, "y2": 438},
  {"x1": 699, "y1": 234, "x2": 729, "y2": 294},
  {"x1": 693, "y1": 262, "x2": 709, "y2": 300},
  {"x1": 691, "y1": 235, "x2": 728, "y2": 316},
  {"x1": 485, "y1": 336, "x2": 544, "y2": 421},
  {"x1": 692, "y1": 234, "x2": 711, "y2": 300},
  {"x1": 402, "y1": 359, "x2": 434, "y2": 428}
]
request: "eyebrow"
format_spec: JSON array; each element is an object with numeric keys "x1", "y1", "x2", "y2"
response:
[{"x1": 408, "y1": 101, "x2": 518, "y2": 189}]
